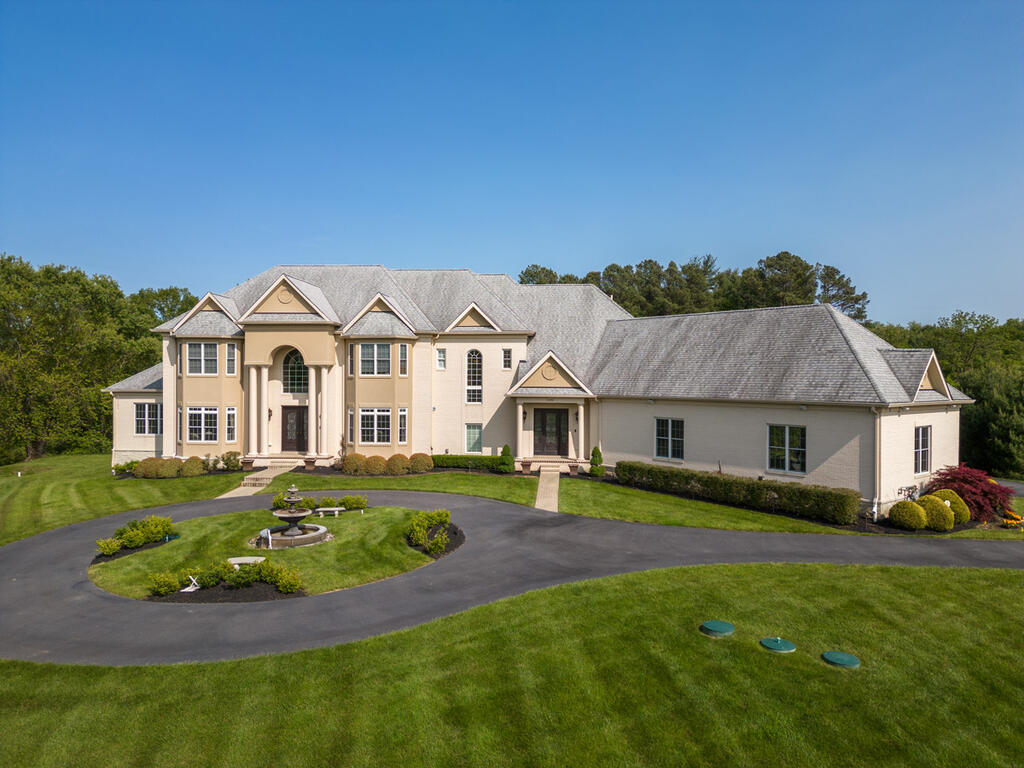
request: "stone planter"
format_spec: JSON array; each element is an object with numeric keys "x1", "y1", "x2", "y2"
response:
[
  {"x1": 521, "y1": 460, "x2": 532, "y2": 474},
  {"x1": 241, "y1": 457, "x2": 256, "y2": 471},
  {"x1": 303, "y1": 458, "x2": 317, "y2": 472}
]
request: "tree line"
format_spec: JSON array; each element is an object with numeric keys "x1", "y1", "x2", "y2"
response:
[
  {"x1": 0, "y1": 254, "x2": 195, "y2": 464},
  {"x1": 521, "y1": 253, "x2": 1022, "y2": 478}
]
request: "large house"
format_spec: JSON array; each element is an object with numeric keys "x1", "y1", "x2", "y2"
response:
[{"x1": 104, "y1": 265, "x2": 971, "y2": 514}]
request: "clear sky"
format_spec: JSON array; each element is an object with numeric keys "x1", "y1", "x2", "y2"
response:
[{"x1": 1, "y1": 1, "x2": 1021, "y2": 323}]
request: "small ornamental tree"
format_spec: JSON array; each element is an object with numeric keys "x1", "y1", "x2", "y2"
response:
[
  {"x1": 926, "y1": 464, "x2": 1013, "y2": 522},
  {"x1": 590, "y1": 446, "x2": 604, "y2": 477}
]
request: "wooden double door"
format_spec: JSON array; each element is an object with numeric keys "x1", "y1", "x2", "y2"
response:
[
  {"x1": 281, "y1": 406, "x2": 308, "y2": 453},
  {"x1": 533, "y1": 408, "x2": 569, "y2": 456}
]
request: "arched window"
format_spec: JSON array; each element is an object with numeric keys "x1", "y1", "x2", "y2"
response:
[
  {"x1": 466, "y1": 349, "x2": 482, "y2": 403},
  {"x1": 283, "y1": 349, "x2": 308, "y2": 393}
]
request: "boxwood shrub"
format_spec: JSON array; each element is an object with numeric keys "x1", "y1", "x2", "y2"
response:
[
  {"x1": 929, "y1": 488, "x2": 970, "y2": 525},
  {"x1": 340, "y1": 453, "x2": 366, "y2": 474},
  {"x1": 613, "y1": 461, "x2": 861, "y2": 525},
  {"x1": 340, "y1": 495, "x2": 368, "y2": 511},
  {"x1": 432, "y1": 454, "x2": 506, "y2": 471},
  {"x1": 386, "y1": 454, "x2": 411, "y2": 475},
  {"x1": 409, "y1": 453, "x2": 434, "y2": 473},
  {"x1": 364, "y1": 455, "x2": 387, "y2": 475},
  {"x1": 888, "y1": 500, "x2": 927, "y2": 531},
  {"x1": 917, "y1": 494, "x2": 955, "y2": 532},
  {"x1": 179, "y1": 456, "x2": 207, "y2": 477}
]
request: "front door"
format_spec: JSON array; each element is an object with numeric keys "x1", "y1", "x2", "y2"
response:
[
  {"x1": 281, "y1": 406, "x2": 308, "y2": 453},
  {"x1": 533, "y1": 408, "x2": 568, "y2": 456}
]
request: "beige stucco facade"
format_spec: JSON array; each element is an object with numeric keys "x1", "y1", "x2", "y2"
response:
[{"x1": 111, "y1": 392, "x2": 165, "y2": 465}]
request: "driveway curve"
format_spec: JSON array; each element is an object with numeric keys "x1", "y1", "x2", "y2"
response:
[{"x1": 1, "y1": 490, "x2": 1023, "y2": 666}]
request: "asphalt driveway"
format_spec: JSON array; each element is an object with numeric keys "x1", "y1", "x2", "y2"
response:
[{"x1": 1, "y1": 490, "x2": 1022, "y2": 666}]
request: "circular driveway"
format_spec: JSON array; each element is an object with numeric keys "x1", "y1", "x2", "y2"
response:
[{"x1": 2, "y1": 490, "x2": 1023, "y2": 666}]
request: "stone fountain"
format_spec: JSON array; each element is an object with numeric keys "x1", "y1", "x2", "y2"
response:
[{"x1": 260, "y1": 484, "x2": 329, "y2": 549}]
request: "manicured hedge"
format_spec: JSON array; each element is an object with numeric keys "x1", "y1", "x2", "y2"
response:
[
  {"x1": 930, "y1": 488, "x2": 970, "y2": 525},
  {"x1": 917, "y1": 494, "x2": 954, "y2": 532},
  {"x1": 889, "y1": 500, "x2": 927, "y2": 531},
  {"x1": 432, "y1": 454, "x2": 507, "y2": 472},
  {"x1": 613, "y1": 461, "x2": 861, "y2": 525}
]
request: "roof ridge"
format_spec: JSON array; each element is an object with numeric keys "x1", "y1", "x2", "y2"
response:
[
  {"x1": 605, "y1": 303, "x2": 822, "y2": 323},
  {"x1": 824, "y1": 304, "x2": 888, "y2": 404}
]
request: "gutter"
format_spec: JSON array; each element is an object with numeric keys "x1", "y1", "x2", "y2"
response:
[{"x1": 871, "y1": 407, "x2": 882, "y2": 521}]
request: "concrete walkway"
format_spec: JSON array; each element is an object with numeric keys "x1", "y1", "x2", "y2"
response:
[
  {"x1": 2, "y1": 490, "x2": 1023, "y2": 666},
  {"x1": 534, "y1": 466, "x2": 560, "y2": 511},
  {"x1": 218, "y1": 462, "x2": 300, "y2": 498}
]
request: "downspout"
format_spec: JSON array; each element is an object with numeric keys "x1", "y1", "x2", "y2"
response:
[{"x1": 871, "y1": 407, "x2": 882, "y2": 521}]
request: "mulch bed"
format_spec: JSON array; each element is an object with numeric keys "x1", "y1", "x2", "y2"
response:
[
  {"x1": 146, "y1": 581, "x2": 306, "y2": 603},
  {"x1": 851, "y1": 517, "x2": 989, "y2": 536},
  {"x1": 91, "y1": 539, "x2": 170, "y2": 564},
  {"x1": 114, "y1": 469, "x2": 254, "y2": 481},
  {"x1": 406, "y1": 523, "x2": 465, "y2": 559},
  {"x1": 288, "y1": 465, "x2": 510, "y2": 478}
]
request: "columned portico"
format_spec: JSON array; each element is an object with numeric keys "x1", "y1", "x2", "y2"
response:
[
  {"x1": 319, "y1": 365, "x2": 329, "y2": 456},
  {"x1": 258, "y1": 365, "x2": 269, "y2": 455},
  {"x1": 306, "y1": 366, "x2": 317, "y2": 457},
  {"x1": 247, "y1": 366, "x2": 259, "y2": 455},
  {"x1": 512, "y1": 395, "x2": 592, "y2": 471}
]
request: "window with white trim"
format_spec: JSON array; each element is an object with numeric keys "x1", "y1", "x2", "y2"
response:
[
  {"x1": 187, "y1": 407, "x2": 218, "y2": 443},
  {"x1": 398, "y1": 408, "x2": 408, "y2": 444},
  {"x1": 654, "y1": 418, "x2": 683, "y2": 460},
  {"x1": 914, "y1": 425, "x2": 931, "y2": 474},
  {"x1": 399, "y1": 344, "x2": 408, "y2": 376},
  {"x1": 768, "y1": 425, "x2": 806, "y2": 473},
  {"x1": 187, "y1": 342, "x2": 218, "y2": 375},
  {"x1": 225, "y1": 407, "x2": 237, "y2": 442},
  {"x1": 177, "y1": 406, "x2": 182, "y2": 442},
  {"x1": 502, "y1": 348, "x2": 512, "y2": 369},
  {"x1": 360, "y1": 343, "x2": 390, "y2": 376},
  {"x1": 348, "y1": 344, "x2": 354, "y2": 376},
  {"x1": 436, "y1": 348, "x2": 446, "y2": 370},
  {"x1": 360, "y1": 408, "x2": 391, "y2": 444},
  {"x1": 134, "y1": 403, "x2": 162, "y2": 435},
  {"x1": 347, "y1": 409, "x2": 354, "y2": 444},
  {"x1": 225, "y1": 343, "x2": 236, "y2": 375},
  {"x1": 177, "y1": 343, "x2": 182, "y2": 377},
  {"x1": 465, "y1": 423, "x2": 483, "y2": 453},
  {"x1": 466, "y1": 349, "x2": 482, "y2": 403}
]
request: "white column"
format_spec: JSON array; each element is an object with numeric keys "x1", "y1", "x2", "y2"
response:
[
  {"x1": 306, "y1": 366, "x2": 317, "y2": 457},
  {"x1": 320, "y1": 366, "x2": 330, "y2": 456},
  {"x1": 515, "y1": 401, "x2": 523, "y2": 459},
  {"x1": 259, "y1": 365, "x2": 269, "y2": 455},
  {"x1": 577, "y1": 402, "x2": 585, "y2": 463},
  {"x1": 247, "y1": 366, "x2": 258, "y2": 455},
  {"x1": 161, "y1": 338, "x2": 176, "y2": 457}
]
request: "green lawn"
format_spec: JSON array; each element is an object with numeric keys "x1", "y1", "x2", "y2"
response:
[
  {"x1": 0, "y1": 455, "x2": 244, "y2": 547},
  {"x1": 264, "y1": 470, "x2": 539, "y2": 508},
  {"x1": 89, "y1": 506, "x2": 431, "y2": 598},
  {"x1": 3, "y1": 563, "x2": 1023, "y2": 767}
]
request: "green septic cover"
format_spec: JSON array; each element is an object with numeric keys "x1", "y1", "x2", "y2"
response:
[
  {"x1": 822, "y1": 651, "x2": 860, "y2": 669},
  {"x1": 760, "y1": 637, "x2": 796, "y2": 653},
  {"x1": 699, "y1": 620, "x2": 735, "y2": 638}
]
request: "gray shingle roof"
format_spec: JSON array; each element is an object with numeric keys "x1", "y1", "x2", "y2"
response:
[
  {"x1": 390, "y1": 270, "x2": 530, "y2": 331},
  {"x1": 284, "y1": 275, "x2": 341, "y2": 323},
  {"x1": 947, "y1": 383, "x2": 973, "y2": 402},
  {"x1": 346, "y1": 311, "x2": 416, "y2": 338},
  {"x1": 586, "y1": 304, "x2": 942, "y2": 406},
  {"x1": 241, "y1": 313, "x2": 335, "y2": 324},
  {"x1": 881, "y1": 349, "x2": 935, "y2": 400},
  {"x1": 102, "y1": 364, "x2": 163, "y2": 393},
  {"x1": 175, "y1": 311, "x2": 243, "y2": 337},
  {"x1": 153, "y1": 311, "x2": 187, "y2": 332}
]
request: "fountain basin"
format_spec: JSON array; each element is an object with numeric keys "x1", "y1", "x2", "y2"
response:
[{"x1": 260, "y1": 523, "x2": 329, "y2": 549}]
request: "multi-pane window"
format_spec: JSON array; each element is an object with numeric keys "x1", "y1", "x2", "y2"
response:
[
  {"x1": 348, "y1": 409, "x2": 355, "y2": 444},
  {"x1": 348, "y1": 344, "x2": 354, "y2": 376},
  {"x1": 914, "y1": 426, "x2": 931, "y2": 474},
  {"x1": 436, "y1": 348, "x2": 446, "y2": 370},
  {"x1": 225, "y1": 343, "x2": 236, "y2": 375},
  {"x1": 283, "y1": 349, "x2": 308, "y2": 393},
  {"x1": 134, "y1": 403, "x2": 162, "y2": 435},
  {"x1": 360, "y1": 408, "x2": 391, "y2": 444},
  {"x1": 360, "y1": 343, "x2": 391, "y2": 376},
  {"x1": 398, "y1": 408, "x2": 408, "y2": 444},
  {"x1": 399, "y1": 344, "x2": 408, "y2": 376},
  {"x1": 177, "y1": 343, "x2": 182, "y2": 377},
  {"x1": 225, "y1": 407, "x2": 237, "y2": 442},
  {"x1": 187, "y1": 407, "x2": 218, "y2": 443},
  {"x1": 466, "y1": 423, "x2": 483, "y2": 453},
  {"x1": 654, "y1": 418, "x2": 683, "y2": 460},
  {"x1": 768, "y1": 425, "x2": 807, "y2": 473},
  {"x1": 502, "y1": 349, "x2": 512, "y2": 369},
  {"x1": 466, "y1": 349, "x2": 483, "y2": 403},
  {"x1": 187, "y1": 342, "x2": 218, "y2": 375},
  {"x1": 177, "y1": 406, "x2": 182, "y2": 442}
]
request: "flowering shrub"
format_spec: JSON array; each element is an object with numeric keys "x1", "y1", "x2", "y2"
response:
[
  {"x1": 925, "y1": 464, "x2": 1013, "y2": 522},
  {"x1": 1001, "y1": 509, "x2": 1023, "y2": 529}
]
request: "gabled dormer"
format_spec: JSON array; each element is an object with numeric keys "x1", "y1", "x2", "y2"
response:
[
  {"x1": 508, "y1": 351, "x2": 594, "y2": 397},
  {"x1": 340, "y1": 292, "x2": 418, "y2": 337},
  {"x1": 444, "y1": 302, "x2": 501, "y2": 333},
  {"x1": 239, "y1": 274, "x2": 340, "y2": 324}
]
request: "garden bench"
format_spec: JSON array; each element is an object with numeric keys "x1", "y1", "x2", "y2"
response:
[
  {"x1": 227, "y1": 556, "x2": 266, "y2": 570},
  {"x1": 316, "y1": 507, "x2": 345, "y2": 518}
]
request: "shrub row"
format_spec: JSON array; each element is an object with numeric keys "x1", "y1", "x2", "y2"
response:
[
  {"x1": 405, "y1": 509, "x2": 451, "y2": 555},
  {"x1": 132, "y1": 452, "x2": 242, "y2": 479},
  {"x1": 613, "y1": 461, "x2": 862, "y2": 525},
  {"x1": 270, "y1": 493, "x2": 368, "y2": 511},
  {"x1": 96, "y1": 515, "x2": 176, "y2": 555},
  {"x1": 338, "y1": 452, "x2": 435, "y2": 475},
  {"x1": 147, "y1": 559, "x2": 302, "y2": 596},
  {"x1": 888, "y1": 490, "x2": 969, "y2": 532},
  {"x1": 432, "y1": 445, "x2": 514, "y2": 473}
]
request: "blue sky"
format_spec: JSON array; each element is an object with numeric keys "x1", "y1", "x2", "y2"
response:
[{"x1": 1, "y1": 1, "x2": 1021, "y2": 323}]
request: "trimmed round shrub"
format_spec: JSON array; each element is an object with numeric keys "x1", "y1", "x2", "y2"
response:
[
  {"x1": 156, "y1": 458, "x2": 183, "y2": 478},
  {"x1": 147, "y1": 571, "x2": 180, "y2": 596},
  {"x1": 221, "y1": 451, "x2": 242, "y2": 471},
  {"x1": 180, "y1": 456, "x2": 207, "y2": 477},
  {"x1": 929, "y1": 488, "x2": 970, "y2": 525},
  {"x1": 341, "y1": 452, "x2": 366, "y2": 475},
  {"x1": 918, "y1": 494, "x2": 955, "y2": 532},
  {"x1": 96, "y1": 537, "x2": 122, "y2": 556},
  {"x1": 364, "y1": 455, "x2": 387, "y2": 475},
  {"x1": 888, "y1": 500, "x2": 927, "y2": 531},
  {"x1": 340, "y1": 494, "x2": 368, "y2": 511},
  {"x1": 409, "y1": 453, "x2": 434, "y2": 473},
  {"x1": 134, "y1": 457, "x2": 163, "y2": 479},
  {"x1": 386, "y1": 454, "x2": 410, "y2": 475}
]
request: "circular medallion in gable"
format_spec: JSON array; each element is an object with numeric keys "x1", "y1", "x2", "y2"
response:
[
  {"x1": 279, "y1": 289, "x2": 293, "y2": 304},
  {"x1": 541, "y1": 363, "x2": 557, "y2": 381}
]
